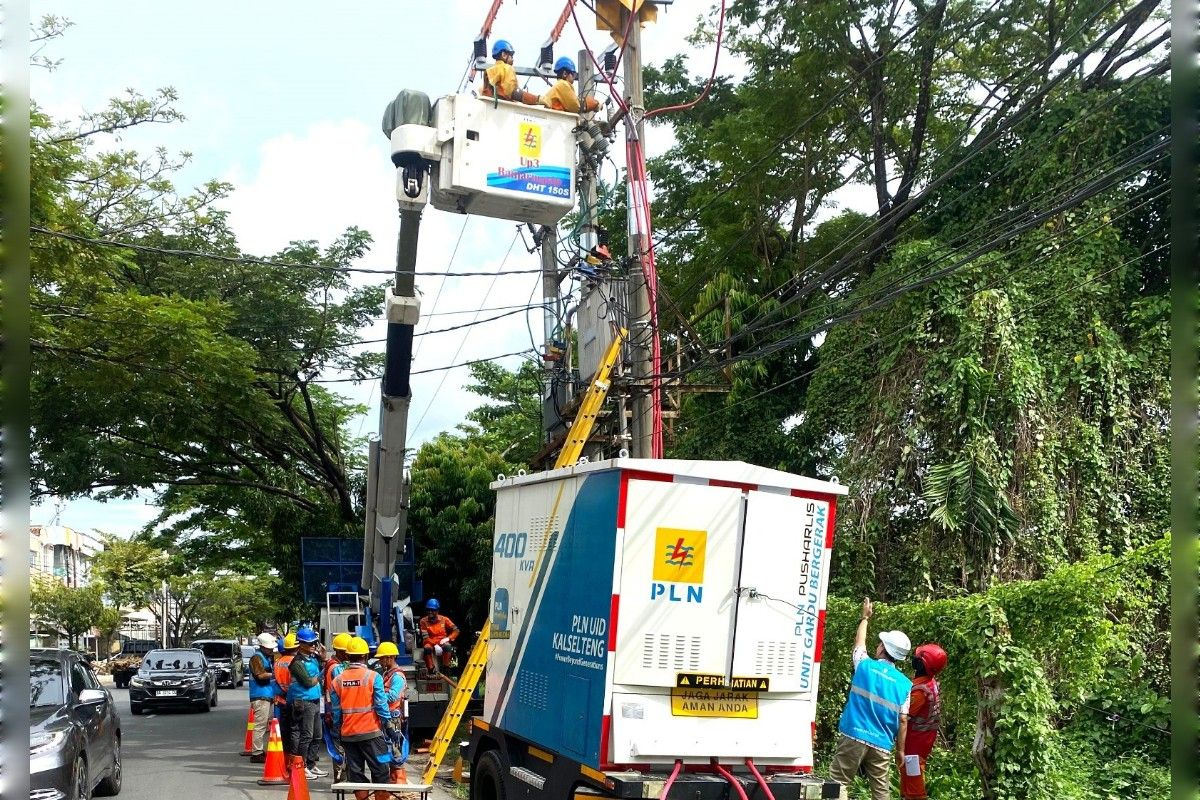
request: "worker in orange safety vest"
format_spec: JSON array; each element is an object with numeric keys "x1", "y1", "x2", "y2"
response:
[
  {"x1": 375, "y1": 642, "x2": 409, "y2": 782},
  {"x1": 273, "y1": 632, "x2": 299, "y2": 765},
  {"x1": 323, "y1": 632, "x2": 353, "y2": 781},
  {"x1": 329, "y1": 637, "x2": 393, "y2": 800},
  {"x1": 417, "y1": 599, "x2": 459, "y2": 674},
  {"x1": 481, "y1": 39, "x2": 540, "y2": 105}
]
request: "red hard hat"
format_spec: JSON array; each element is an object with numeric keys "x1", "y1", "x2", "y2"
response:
[{"x1": 914, "y1": 643, "x2": 948, "y2": 675}]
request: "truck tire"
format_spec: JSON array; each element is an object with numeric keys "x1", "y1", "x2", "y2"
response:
[{"x1": 471, "y1": 751, "x2": 508, "y2": 800}]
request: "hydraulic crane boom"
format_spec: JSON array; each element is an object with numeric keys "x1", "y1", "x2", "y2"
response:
[{"x1": 361, "y1": 91, "x2": 434, "y2": 644}]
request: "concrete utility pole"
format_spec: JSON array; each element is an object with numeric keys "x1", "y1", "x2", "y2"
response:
[{"x1": 622, "y1": 6, "x2": 654, "y2": 459}]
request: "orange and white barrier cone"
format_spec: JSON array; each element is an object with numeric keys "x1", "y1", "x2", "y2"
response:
[
  {"x1": 286, "y1": 756, "x2": 312, "y2": 800},
  {"x1": 241, "y1": 707, "x2": 255, "y2": 755},
  {"x1": 258, "y1": 717, "x2": 289, "y2": 785}
]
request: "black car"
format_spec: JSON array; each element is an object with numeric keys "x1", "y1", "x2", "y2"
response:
[
  {"x1": 127, "y1": 648, "x2": 218, "y2": 714},
  {"x1": 189, "y1": 639, "x2": 244, "y2": 688},
  {"x1": 31, "y1": 648, "x2": 123, "y2": 800}
]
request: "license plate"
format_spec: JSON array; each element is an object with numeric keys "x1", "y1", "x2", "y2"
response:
[
  {"x1": 157, "y1": 689, "x2": 178, "y2": 697},
  {"x1": 670, "y1": 688, "x2": 758, "y2": 719}
]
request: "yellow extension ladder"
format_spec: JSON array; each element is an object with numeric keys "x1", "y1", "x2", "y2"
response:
[
  {"x1": 420, "y1": 625, "x2": 490, "y2": 784},
  {"x1": 420, "y1": 329, "x2": 625, "y2": 784},
  {"x1": 555, "y1": 328, "x2": 626, "y2": 469}
]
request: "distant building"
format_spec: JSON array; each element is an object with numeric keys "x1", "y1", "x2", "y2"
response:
[{"x1": 30, "y1": 525, "x2": 103, "y2": 587}]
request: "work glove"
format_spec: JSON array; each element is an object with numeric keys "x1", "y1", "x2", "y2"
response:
[
  {"x1": 433, "y1": 645, "x2": 444, "y2": 656},
  {"x1": 439, "y1": 637, "x2": 451, "y2": 646}
]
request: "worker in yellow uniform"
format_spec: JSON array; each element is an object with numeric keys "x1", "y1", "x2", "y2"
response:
[
  {"x1": 541, "y1": 57, "x2": 602, "y2": 113},
  {"x1": 330, "y1": 637, "x2": 393, "y2": 800},
  {"x1": 481, "y1": 40, "x2": 540, "y2": 105}
]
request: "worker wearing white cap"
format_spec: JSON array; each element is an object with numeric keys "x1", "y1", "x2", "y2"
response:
[
  {"x1": 829, "y1": 598, "x2": 913, "y2": 800},
  {"x1": 247, "y1": 632, "x2": 278, "y2": 763}
]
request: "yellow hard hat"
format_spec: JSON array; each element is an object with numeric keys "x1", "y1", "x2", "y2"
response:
[
  {"x1": 346, "y1": 636, "x2": 370, "y2": 656},
  {"x1": 283, "y1": 632, "x2": 299, "y2": 649},
  {"x1": 376, "y1": 641, "x2": 399, "y2": 657},
  {"x1": 332, "y1": 633, "x2": 352, "y2": 652}
]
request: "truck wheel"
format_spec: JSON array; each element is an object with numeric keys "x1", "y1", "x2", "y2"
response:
[{"x1": 471, "y1": 751, "x2": 508, "y2": 800}]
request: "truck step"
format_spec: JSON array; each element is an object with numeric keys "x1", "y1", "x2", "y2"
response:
[{"x1": 509, "y1": 767, "x2": 546, "y2": 791}]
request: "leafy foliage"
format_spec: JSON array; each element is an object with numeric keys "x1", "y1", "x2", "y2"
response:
[
  {"x1": 816, "y1": 536, "x2": 1170, "y2": 800},
  {"x1": 31, "y1": 579, "x2": 107, "y2": 648}
]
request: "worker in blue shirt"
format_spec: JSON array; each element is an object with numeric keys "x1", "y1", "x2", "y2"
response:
[
  {"x1": 829, "y1": 598, "x2": 912, "y2": 800},
  {"x1": 288, "y1": 626, "x2": 328, "y2": 780}
]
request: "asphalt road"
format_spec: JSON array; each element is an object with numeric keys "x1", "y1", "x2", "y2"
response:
[{"x1": 108, "y1": 685, "x2": 456, "y2": 800}]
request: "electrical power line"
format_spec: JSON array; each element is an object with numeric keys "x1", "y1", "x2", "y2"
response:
[
  {"x1": 313, "y1": 347, "x2": 537, "y2": 383},
  {"x1": 409, "y1": 231, "x2": 523, "y2": 439},
  {"x1": 29, "y1": 224, "x2": 542, "y2": 278}
]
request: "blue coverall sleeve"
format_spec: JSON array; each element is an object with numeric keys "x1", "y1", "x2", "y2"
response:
[
  {"x1": 330, "y1": 681, "x2": 343, "y2": 729},
  {"x1": 372, "y1": 673, "x2": 390, "y2": 725}
]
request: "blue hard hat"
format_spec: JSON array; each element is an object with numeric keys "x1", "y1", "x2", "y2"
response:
[
  {"x1": 492, "y1": 39, "x2": 514, "y2": 58},
  {"x1": 426, "y1": 598, "x2": 440, "y2": 611},
  {"x1": 296, "y1": 626, "x2": 319, "y2": 644},
  {"x1": 554, "y1": 56, "x2": 577, "y2": 75}
]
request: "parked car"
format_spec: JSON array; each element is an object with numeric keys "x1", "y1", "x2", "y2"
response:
[
  {"x1": 189, "y1": 639, "x2": 244, "y2": 688},
  {"x1": 127, "y1": 649, "x2": 217, "y2": 715},
  {"x1": 30, "y1": 648, "x2": 123, "y2": 800},
  {"x1": 109, "y1": 639, "x2": 158, "y2": 689},
  {"x1": 240, "y1": 644, "x2": 257, "y2": 663}
]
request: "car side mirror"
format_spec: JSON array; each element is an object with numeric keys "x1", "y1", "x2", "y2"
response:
[{"x1": 78, "y1": 689, "x2": 107, "y2": 705}]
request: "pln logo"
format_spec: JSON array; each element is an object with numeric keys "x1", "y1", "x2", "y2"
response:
[
  {"x1": 651, "y1": 528, "x2": 706, "y2": 603},
  {"x1": 518, "y1": 122, "x2": 542, "y2": 166}
]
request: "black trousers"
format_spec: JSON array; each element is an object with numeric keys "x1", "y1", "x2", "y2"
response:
[
  {"x1": 278, "y1": 703, "x2": 293, "y2": 758},
  {"x1": 344, "y1": 736, "x2": 390, "y2": 784},
  {"x1": 289, "y1": 700, "x2": 322, "y2": 767}
]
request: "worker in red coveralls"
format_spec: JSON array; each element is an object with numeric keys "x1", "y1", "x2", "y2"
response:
[{"x1": 900, "y1": 643, "x2": 947, "y2": 800}]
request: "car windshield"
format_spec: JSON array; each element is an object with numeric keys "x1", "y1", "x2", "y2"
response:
[
  {"x1": 144, "y1": 652, "x2": 204, "y2": 671},
  {"x1": 194, "y1": 642, "x2": 233, "y2": 659},
  {"x1": 30, "y1": 658, "x2": 65, "y2": 708},
  {"x1": 241, "y1": 646, "x2": 256, "y2": 660}
]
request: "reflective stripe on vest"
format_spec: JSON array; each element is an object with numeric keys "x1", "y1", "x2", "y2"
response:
[
  {"x1": 838, "y1": 657, "x2": 912, "y2": 751},
  {"x1": 334, "y1": 665, "x2": 382, "y2": 738},
  {"x1": 248, "y1": 652, "x2": 275, "y2": 700},
  {"x1": 909, "y1": 679, "x2": 941, "y2": 732}
]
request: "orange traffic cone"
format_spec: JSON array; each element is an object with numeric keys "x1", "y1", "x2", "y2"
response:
[
  {"x1": 241, "y1": 707, "x2": 255, "y2": 755},
  {"x1": 258, "y1": 717, "x2": 289, "y2": 785},
  {"x1": 286, "y1": 756, "x2": 312, "y2": 800}
]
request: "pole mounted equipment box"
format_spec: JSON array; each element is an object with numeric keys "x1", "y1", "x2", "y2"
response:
[
  {"x1": 477, "y1": 458, "x2": 845, "y2": 774},
  {"x1": 415, "y1": 94, "x2": 578, "y2": 226}
]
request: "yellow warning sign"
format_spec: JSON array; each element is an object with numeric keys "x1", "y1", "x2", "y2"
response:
[
  {"x1": 676, "y1": 673, "x2": 770, "y2": 692},
  {"x1": 670, "y1": 688, "x2": 758, "y2": 719}
]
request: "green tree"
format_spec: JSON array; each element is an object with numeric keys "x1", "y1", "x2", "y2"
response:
[
  {"x1": 91, "y1": 535, "x2": 168, "y2": 611},
  {"x1": 408, "y1": 434, "x2": 513, "y2": 633},
  {"x1": 30, "y1": 31, "x2": 381, "y2": 603},
  {"x1": 31, "y1": 579, "x2": 105, "y2": 648},
  {"x1": 462, "y1": 359, "x2": 545, "y2": 465}
]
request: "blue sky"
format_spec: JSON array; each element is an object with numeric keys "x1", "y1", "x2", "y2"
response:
[{"x1": 29, "y1": 1, "x2": 716, "y2": 536}]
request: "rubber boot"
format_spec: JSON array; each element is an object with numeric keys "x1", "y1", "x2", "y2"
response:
[
  {"x1": 354, "y1": 791, "x2": 370, "y2": 800},
  {"x1": 391, "y1": 766, "x2": 408, "y2": 784},
  {"x1": 374, "y1": 791, "x2": 391, "y2": 800}
]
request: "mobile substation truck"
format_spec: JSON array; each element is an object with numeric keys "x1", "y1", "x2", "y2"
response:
[{"x1": 464, "y1": 457, "x2": 847, "y2": 800}]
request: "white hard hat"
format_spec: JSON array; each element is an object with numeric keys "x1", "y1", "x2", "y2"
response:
[
  {"x1": 257, "y1": 632, "x2": 278, "y2": 649},
  {"x1": 879, "y1": 630, "x2": 911, "y2": 661}
]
